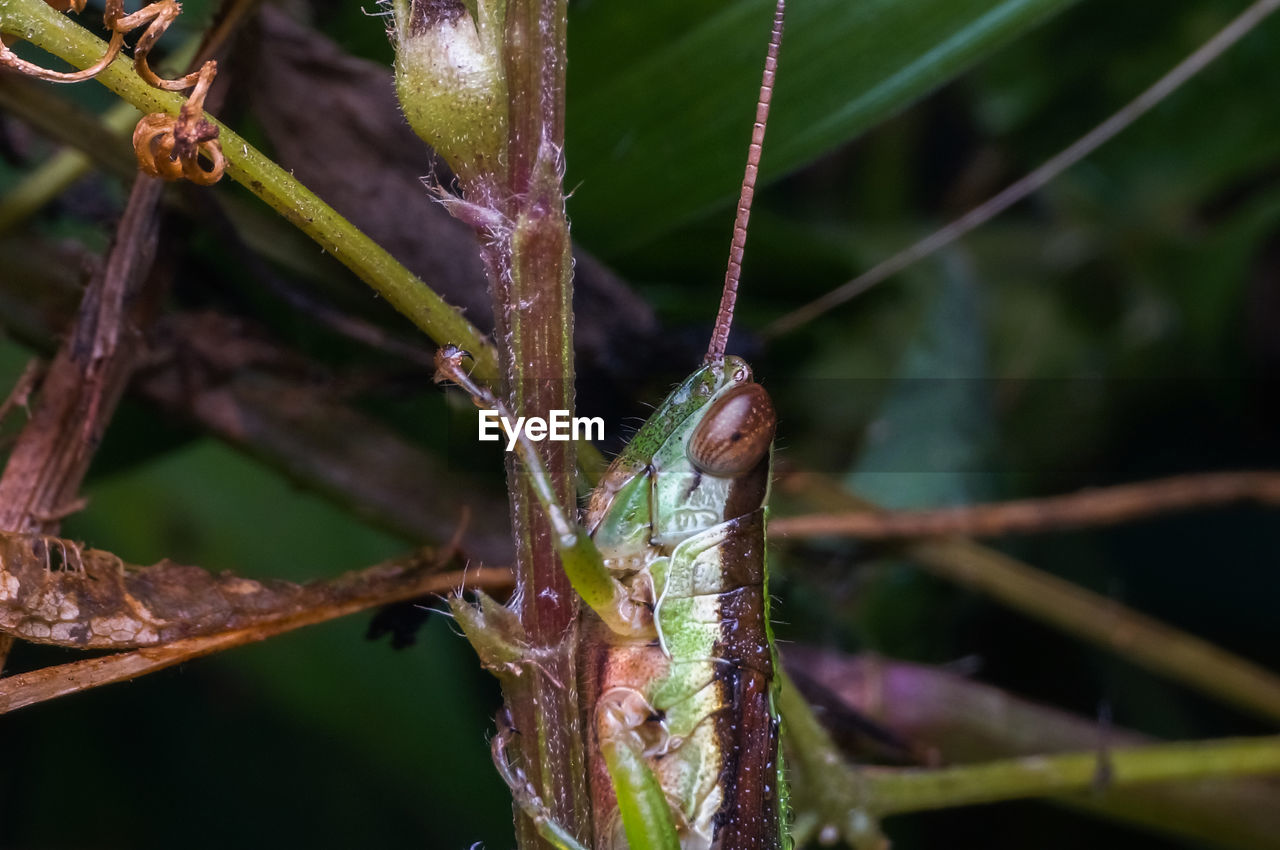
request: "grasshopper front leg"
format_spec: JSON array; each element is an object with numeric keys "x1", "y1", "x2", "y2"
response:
[
  {"x1": 490, "y1": 709, "x2": 598, "y2": 850},
  {"x1": 435, "y1": 346, "x2": 648, "y2": 637},
  {"x1": 492, "y1": 701, "x2": 680, "y2": 850}
]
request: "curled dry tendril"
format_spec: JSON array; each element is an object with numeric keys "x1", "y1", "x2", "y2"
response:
[
  {"x1": 132, "y1": 63, "x2": 225, "y2": 185},
  {"x1": 0, "y1": 0, "x2": 125, "y2": 83},
  {"x1": 0, "y1": 0, "x2": 225, "y2": 185}
]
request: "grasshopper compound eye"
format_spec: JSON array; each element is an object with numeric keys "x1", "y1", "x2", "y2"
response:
[{"x1": 687, "y1": 383, "x2": 777, "y2": 477}]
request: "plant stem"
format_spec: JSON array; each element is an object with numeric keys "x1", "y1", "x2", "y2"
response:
[
  {"x1": 479, "y1": 0, "x2": 588, "y2": 845},
  {"x1": 0, "y1": 0, "x2": 498, "y2": 381},
  {"x1": 780, "y1": 472, "x2": 1280, "y2": 724},
  {"x1": 910, "y1": 537, "x2": 1280, "y2": 723},
  {"x1": 867, "y1": 737, "x2": 1280, "y2": 816},
  {"x1": 788, "y1": 649, "x2": 1280, "y2": 849},
  {"x1": 781, "y1": 670, "x2": 1280, "y2": 845},
  {"x1": 773, "y1": 471, "x2": 1280, "y2": 539},
  {"x1": 0, "y1": 559, "x2": 513, "y2": 714},
  {"x1": 779, "y1": 670, "x2": 888, "y2": 850}
]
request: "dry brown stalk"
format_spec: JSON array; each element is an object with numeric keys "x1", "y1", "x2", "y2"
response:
[
  {"x1": 0, "y1": 560, "x2": 513, "y2": 714},
  {"x1": 773, "y1": 471, "x2": 1280, "y2": 540},
  {"x1": 778, "y1": 471, "x2": 1280, "y2": 723}
]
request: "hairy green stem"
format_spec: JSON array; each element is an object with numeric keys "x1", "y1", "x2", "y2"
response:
[
  {"x1": 404, "y1": 0, "x2": 592, "y2": 844},
  {"x1": 0, "y1": 0, "x2": 497, "y2": 381},
  {"x1": 495, "y1": 0, "x2": 589, "y2": 842},
  {"x1": 779, "y1": 670, "x2": 887, "y2": 849}
]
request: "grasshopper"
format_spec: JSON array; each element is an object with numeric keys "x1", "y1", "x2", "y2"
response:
[{"x1": 434, "y1": 2, "x2": 789, "y2": 848}]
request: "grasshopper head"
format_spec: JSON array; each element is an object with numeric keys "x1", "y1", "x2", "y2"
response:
[{"x1": 587, "y1": 356, "x2": 775, "y2": 547}]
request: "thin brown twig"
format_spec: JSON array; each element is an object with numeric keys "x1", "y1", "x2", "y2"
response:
[
  {"x1": 0, "y1": 175, "x2": 167, "y2": 534},
  {"x1": 780, "y1": 472, "x2": 1280, "y2": 724},
  {"x1": 772, "y1": 471, "x2": 1280, "y2": 540},
  {"x1": 0, "y1": 0, "x2": 257, "y2": 673},
  {"x1": 0, "y1": 234, "x2": 515, "y2": 561},
  {"x1": 0, "y1": 561, "x2": 513, "y2": 714},
  {"x1": 0, "y1": 79, "x2": 161, "y2": 670}
]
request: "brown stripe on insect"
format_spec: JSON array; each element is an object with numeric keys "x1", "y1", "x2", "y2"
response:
[{"x1": 709, "y1": 507, "x2": 780, "y2": 850}]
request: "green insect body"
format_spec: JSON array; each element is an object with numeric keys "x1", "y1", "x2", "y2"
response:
[
  {"x1": 436, "y1": 345, "x2": 787, "y2": 850},
  {"x1": 580, "y1": 356, "x2": 783, "y2": 850}
]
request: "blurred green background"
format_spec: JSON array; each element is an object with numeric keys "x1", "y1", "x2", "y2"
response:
[{"x1": 2, "y1": 0, "x2": 1279, "y2": 847}]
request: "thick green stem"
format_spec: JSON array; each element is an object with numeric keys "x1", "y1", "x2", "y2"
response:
[
  {"x1": 780, "y1": 670, "x2": 1280, "y2": 847},
  {"x1": 779, "y1": 671, "x2": 887, "y2": 849},
  {"x1": 442, "y1": 0, "x2": 587, "y2": 846},
  {"x1": 0, "y1": 0, "x2": 497, "y2": 381},
  {"x1": 788, "y1": 649, "x2": 1280, "y2": 849},
  {"x1": 868, "y1": 737, "x2": 1280, "y2": 816}
]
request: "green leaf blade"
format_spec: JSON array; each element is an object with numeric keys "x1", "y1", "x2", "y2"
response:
[{"x1": 566, "y1": 0, "x2": 1081, "y2": 255}]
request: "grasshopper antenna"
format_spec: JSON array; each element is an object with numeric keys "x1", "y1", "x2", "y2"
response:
[{"x1": 706, "y1": 0, "x2": 786, "y2": 364}]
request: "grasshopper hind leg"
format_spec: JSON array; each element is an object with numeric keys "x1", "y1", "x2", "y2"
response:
[
  {"x1": 597, "y1": 688, "x2": 682, "y2": 850},
  {"x1": 490, "y1": 692, "x2": 684, "y2": 850}
]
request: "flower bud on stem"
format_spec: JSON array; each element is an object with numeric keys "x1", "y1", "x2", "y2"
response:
[{"x1": 391, "y1": 0, "x2": 508, "y2": 186}]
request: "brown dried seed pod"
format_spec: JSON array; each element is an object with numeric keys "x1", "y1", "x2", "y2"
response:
[{"x1": 131, "y1": 113, "x2": 225, "y2": 185}]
